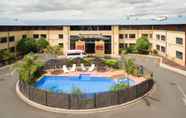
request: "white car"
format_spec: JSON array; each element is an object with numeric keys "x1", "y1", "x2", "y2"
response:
[{"x1": 66, "y1": 50, "x2": 87, "y2": 59}]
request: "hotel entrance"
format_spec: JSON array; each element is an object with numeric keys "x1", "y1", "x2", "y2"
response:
[
  {"x1": 70, "y1": 35, "x2": 111, "y2": 55},
  {"x1": 85, "y1": 39, "x2": 95, "y2": 54}
]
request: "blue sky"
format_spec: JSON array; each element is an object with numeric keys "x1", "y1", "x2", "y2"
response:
[{"x1": 0, "y1": 0, "x2": 186, "y2": 20}]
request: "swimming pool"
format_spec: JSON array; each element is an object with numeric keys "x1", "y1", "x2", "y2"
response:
[{"x1": 34, "y1": 74, "x2": 135, "y2": 94}]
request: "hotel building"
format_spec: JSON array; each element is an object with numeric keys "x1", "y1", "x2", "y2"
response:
[{"x1": 0, "y1": 17, "x2": 186, "y2": 66}]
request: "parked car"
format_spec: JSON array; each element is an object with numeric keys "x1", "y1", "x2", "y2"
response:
[{"x1": 66, "y1": 50, "x2": 87, "y2": 59}]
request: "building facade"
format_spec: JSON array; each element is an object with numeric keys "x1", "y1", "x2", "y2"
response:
[{"x1": 0, "y1": 18, "x2": 186, "y2": 66}]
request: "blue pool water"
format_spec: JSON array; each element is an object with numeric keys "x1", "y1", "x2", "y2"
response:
[{"x1": 34, "y1": 74, "x2": 135, "y2": 94}]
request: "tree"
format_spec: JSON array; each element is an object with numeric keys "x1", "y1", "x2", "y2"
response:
[
  {"x1": 16, "y1": 38, "x2": 49, "y2": 54},
  {"x1": 13, "y1": 53, "x2": 44, "y2": 84},
  {"x1": 135, "y1": 37, "x2": 151, "y2": 54},
  {"x1": 44, "y1": 45, "x2": 63, "y2": 58},
  {"x1": 36, "y1": 38, "x2": 49, "y2": 52},
  {"x1": 16, "y1": 38, "x2": 37, "y2": 54}
]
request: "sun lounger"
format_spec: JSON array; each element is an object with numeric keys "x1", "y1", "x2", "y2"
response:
[
  {"x1": 80, "y1": 63, "x2": 86, "y2": 71},
  {"x1": 70, "y1": 64, "x2": 76, "y2": 72},
  {"x1": 88, "y1": 64, "x2": 96, "y2": 72},
  {"x1": 63, "y1": 65, "x2": 70, "y2": 73}
]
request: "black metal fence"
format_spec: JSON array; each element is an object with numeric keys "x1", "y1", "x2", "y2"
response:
[{"x1": 19, "y1": 79, "x2": 154, "y2": 109}]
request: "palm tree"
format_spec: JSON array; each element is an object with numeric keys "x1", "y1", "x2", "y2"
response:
[{"x1": 12, "y1": 53, "x2": 44, "y2": 85}]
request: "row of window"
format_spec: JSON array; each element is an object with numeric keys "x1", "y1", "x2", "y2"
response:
[
  {"x1": 33, "y1": 34, "x2": 63, "y2": 39},
  {"x1": 70, "y1": 26, "x2": 112, "y2": 31},
  {"x1": 156, "y1": 44, "x2": 183, "y2": 60},
  {"x1": 119, "y1": 34, "x2": 136, "y2": 39},
  {"x1": 119, "y1": 33, "x2": 153, "y2": 39},
  {"x1": 156, "y1": 34, "x2": 166, "y2": 41},
  {"x1": 0, "y1": 36, "x2": 15, "y2": 43},
  {"x1": 156, "y1": 45, "x2": 166, "y2": 53}
]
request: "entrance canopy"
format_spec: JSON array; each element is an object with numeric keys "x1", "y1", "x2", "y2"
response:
[{"x1": 71, "y1": 34, "x2": 110, "y2": 40}]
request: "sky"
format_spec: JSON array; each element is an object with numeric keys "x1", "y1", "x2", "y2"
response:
[{"x1": 0, "y1": 0, "x2": 186, "y2": 20}]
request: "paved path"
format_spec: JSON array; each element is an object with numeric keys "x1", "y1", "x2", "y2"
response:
[{"x1": 0, "y1": 55, "x2": 186, "y2": 118}]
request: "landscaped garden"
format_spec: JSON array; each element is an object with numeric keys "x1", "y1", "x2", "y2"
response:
[
  {"x1": 15, "y1": 50, "x2": 154, "y2": 110},
  {"x1": 0, "y1": 36, "x2": 154, "y2": 110}
]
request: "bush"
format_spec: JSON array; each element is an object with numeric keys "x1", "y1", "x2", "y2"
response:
[
  {"x1": 125, "y1": 45, "x2": 136, "y2": 54},
  {"x1": 111, "y1": 82, "x2": 128, "y2": 92},
  {"x1": 0, "y1": 49, "x2": 15, "y2": 61},
  {"x1": 124, "y1": 59, "x2": 138, "y2": 76},
  {"x1": 104, "y1": 59, "x2": 119, "y2": 69},
  {"x1": 135, "y1": 37, "x2": 151, "y2": 54},
  {"x1": 71, "y1": 86, "x2": 82, "y2": 96}
]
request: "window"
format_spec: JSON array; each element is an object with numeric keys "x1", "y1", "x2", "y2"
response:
[
  {"x1": 156, "y1": 45, "x2": 160, "y2": 50},
  {"x1": 9, "y1": 36, "x2": 15, "y2": 42},
  {"x1": 22, "y1": 35, "x2": 27, "y2": 39},
  {"x1": 129, "y1": 34, "x2": 136, "y2": 38},
  {"x1": 40, "y1": 34, "x2": 47, "y2": 39},
  {"x1": 119, "y1": 34, "x2": 123, "y2": 39},
  {"x1": 0, "y1": 37, "x2": 7, "y2": 43},
  {"x1": 59, "y1": 34, "x2": 63, "y2": 39},
  {"x1": 149, "y1": 34, "x2": 153, "y2": 38},
  {"x1": 142, "y1": 34, "x2": 148, "y2": 38},
  {"x1": 161, "y1": 46, "x2": 166, "y2": 53},
  {"x1": 125, "y1": 34, "x2": 128, "y2": 38},
  {"x1": 176, "y1": 51, "x2": 183, "y2": 59},
  {"x1": 161, "y1": 35, "x2": 166, "y2": 41},
  {"x1": 156, "y1": 34, "x2": 160, "y2": 40},
  {"x1": 176, "y1": 37, "x2": 183, "y2": 45},
  {"x1": 33, "y1": 34, "x2": 39, "y2": 39}
]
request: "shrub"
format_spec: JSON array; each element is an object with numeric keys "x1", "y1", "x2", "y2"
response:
[
  {"x1": 111, "y1": 82, "x2": 128, "y2": 92},
  {"x1": 135, "y1": 37, "x2": 151, "y2": 54},
  {"x1": 0, "y1": 49, "x2": 15, "y2": 61},
  {"x1": 104, "y1": 59, "x2": 119, "y2": 69},
  {"x1": 71, "y1": 86, "x2": 82, "y2": 96},
  {"x1": 125, "y1": 45, "x2": 136, "y2": 54},
  {"x1": 124, "y1": 59, "x2": 138, "y2": 76}
]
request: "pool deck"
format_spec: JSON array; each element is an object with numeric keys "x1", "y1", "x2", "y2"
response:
[{"x1": 44, "y1": 70, "x2": 146, "y2": 84}]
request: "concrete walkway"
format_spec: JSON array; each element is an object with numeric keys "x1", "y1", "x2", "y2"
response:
[{"x1": 0, "y1": 55, "x2": 186, "y2": 118}]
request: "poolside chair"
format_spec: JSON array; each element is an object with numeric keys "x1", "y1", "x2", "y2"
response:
[
  {"x1": 70, "y1": 64, "x2": 76, "y2": 72},
  {"x1": 63, "y1": 65, "x2": 70, "y2": 73},
  {"x1": 88, "y1": 64, "x2": 96, "y2": 72},
  {"x1": 80, "y1": 63, "x2": 86, "y2": 71}
]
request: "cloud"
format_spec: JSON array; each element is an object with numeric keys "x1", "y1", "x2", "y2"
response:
[{"x1": 0, "y1": 0, "x2": 185, "y2": 19}]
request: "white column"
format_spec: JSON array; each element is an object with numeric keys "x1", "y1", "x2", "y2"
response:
[
  {"x1": 112, "y1": 26, "x2": 119, "y2": 57},
  {"x1": 63, "y1": 26, "x2": 70, "y2": 56}
]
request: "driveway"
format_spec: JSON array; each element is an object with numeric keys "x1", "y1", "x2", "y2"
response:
[{"x1": 0, "y1": 55, "x2": 186, "y2": 118}]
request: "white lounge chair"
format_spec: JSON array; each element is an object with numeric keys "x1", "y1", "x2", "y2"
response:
[
  {"x1": 70, "y1": 64, "x2": 76, "y2": 72},
  {"x1": 88, "y1": 64, "x2": 96, "y2": 72},
  {"x1": 63, "y1": 65, "x2": 70, "y2": 73},
  {"x1": 80, "y1": 63, "x2": 86, "y2": 71}
]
